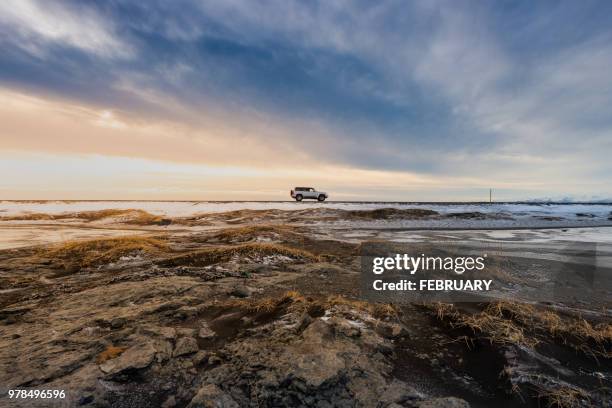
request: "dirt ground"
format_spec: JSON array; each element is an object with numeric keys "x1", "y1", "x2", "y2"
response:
[{"x1": 0, "y1": 209, "x2": 610, "y2": 407}]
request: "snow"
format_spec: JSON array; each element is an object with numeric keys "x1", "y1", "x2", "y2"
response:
[
  {"x1": 1, "y1": 201, "x2": 611, "y2": 250},
  {"x1": 1, "y1": 200, "x2": 611, "y2": 219}
]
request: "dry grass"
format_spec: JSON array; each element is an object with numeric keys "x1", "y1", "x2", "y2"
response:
[
  {"x1": 426, "y1": 301, "x2": 611, "y2": 356},
  {"x1": 459, "y1": 311, "x2": 536, "y2": 347},
  {"x1": 2, "y1": 209, "x2": 166, "y2": 225},
  {"x1": 425, "y1": 302, "x2": 537, "y2": 347},
  {"x1": 42, "y1": 236, "x2": 168, "y2": 268},
  {"x1": 486, "y1": 301, "x2": 611, "y2": 358},
  {"x1": 429, "y1": 302, "x2": 458, "y2": 320},
  {"x1": 96, "y1": 346, "x2": 127, "y2": 364},
  {"x1": 159, "y1": 243, "x2": 318, "y2": 267},
  {"x1": 281, "y1": 290, "x2": 307, "y2": 303},
  {"x1": 226, "y1": 290, "x2": 308, "y2": 314},
  {"x1": 535, "y1": 384, "x2": 591, "y2": 408}
]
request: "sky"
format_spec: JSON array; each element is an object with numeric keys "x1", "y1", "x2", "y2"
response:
[{"x1": 1, "y1": 0, "x2": 611, "y2": 201}]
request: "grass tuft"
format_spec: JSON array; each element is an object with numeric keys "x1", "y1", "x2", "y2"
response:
[
  {"x1": 226, "y1": 290, "x2": 308, "y2": 314},
  {"x1": 425, "y1": 302, "x2": 537, "y2": 347},
  {"x1": 486, "y1": 301, "x2": 611, "y2": 358},
  {"x1": 535, "y1": 384, "x2": 591, "y2": 408},
  {"x1": 42, "y1": 236, "x2": 168, "y2": 268},
  {"x1": 425, "y1": 301, "x2": 611, "y2": 356}
]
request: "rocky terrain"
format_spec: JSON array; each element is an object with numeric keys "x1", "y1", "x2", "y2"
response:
[{"x1": 0, "y1": 208, "x2": 610, "y2": 407}]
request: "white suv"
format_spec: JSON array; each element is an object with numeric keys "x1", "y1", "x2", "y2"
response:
[{"x1": 290, "y1": 187, "x2": 328, "y2": 202}]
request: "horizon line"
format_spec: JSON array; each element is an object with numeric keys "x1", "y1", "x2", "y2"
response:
[{"x1": 2, "y1": 199, "x2": 612, "y2": 205}]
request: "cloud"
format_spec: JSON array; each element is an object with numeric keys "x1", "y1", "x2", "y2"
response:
[
  {"x1": 0, "y1": 89, "x2": 311, "y2": 167},
  {"x1": 0, "y1": 0, "x2": 611, "y2": 199},
  {"x1": 0, "y1": 0, "x2": 132, "y2": 59}
]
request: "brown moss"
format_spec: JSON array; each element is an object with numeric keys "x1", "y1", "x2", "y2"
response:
[{"x1": 96, "y1": 346, "x2": 127, "y2": 364}]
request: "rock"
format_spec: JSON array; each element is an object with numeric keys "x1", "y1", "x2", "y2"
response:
[
  {"x1": 192, "y1": 351, "x2": 209, "y2": 366},
  {"x1": 141, "y1": 325, "x2": 176, "y2": 341},
  {"x1": 173, "y1": 337, "x2": 199, "y2": 357},
  {"x1": 417, "y1": 397, "x2": 471, "y2": 408},
  {"x1": 375, "y1": 322, "x2": 409, "y2": 339},
  {"x1": 81, "y1": 326, "x2": 104, "y2": 337},
  {"x1": 4, "y1": 315, "x2": 17, "y2": 324},
  {"x1": 176, "y1": 328, "x2": 196, "y2": 337},
  {"x1": 208, "y1": 354, "x2": 222, "y2": 365},
  {"x1": 328, "y1": 317, "x2": 361, "y2": 338},
  {"x1": 99, "y1": 342, "x2": 156, "y2": 376},
  {"x1": 379, "y1": 379, "x2": 422, "y2": 405},
  {"x1": 296, "y1": 313, "x2": 313, "y2": 333},
  {"x1": 78, "y1": 394, "x2": 94, "y2": 405},
  {"x1": 152, "y1": 339, "x2": 174, "y2": 363},
  {"x1": 187, "y1": 384, "x2": 239, "y2": 408},
  {"x1": 174, "y1": 306, "x2": 199, "y2": 320},
  {"x1": 110, "y1": 317, "x2": 126, "y2": 329},
  {"x1": 161, "y1": 395, "x2": 176, "y2": 408},
  {"x1": 230, "y1": 285, "x2": 253, "y2": 298},
  {"x1": 289, "y1": 320, "x2": 346, "y2": 387},
  {"x1": 307, "y1": 303, "x2": 326, "y2": 318},
  {"x1": 198, "y1": 325, "x2": 216, "y2": 339}
]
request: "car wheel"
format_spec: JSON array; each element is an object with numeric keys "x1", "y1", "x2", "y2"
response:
[
  {"x1": 295, "y1": 194, "x2": 303, "y2": 201},
  {"x1": 318, "y1": 195, "x2": 326, "y2": 202}
]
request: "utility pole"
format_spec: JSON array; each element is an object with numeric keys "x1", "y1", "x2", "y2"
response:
[{"x1": 489, "y1": 188, "x2": 492, "y2": 203}]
